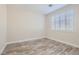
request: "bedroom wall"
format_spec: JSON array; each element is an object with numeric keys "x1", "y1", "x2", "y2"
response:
[
  {"x1": 0, "y1": 5, "x2": 7, "y2": 54},
  {"x1": 46, "y1": 5, "x2": 79, "y2": 47},
  {"x1": 7, "y1": 5, "x2": 45, "y2": 43}
]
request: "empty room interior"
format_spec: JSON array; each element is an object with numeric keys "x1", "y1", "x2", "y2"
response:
[{"x1": 0, "y1": 4, "x2": 79, "y2": 55}]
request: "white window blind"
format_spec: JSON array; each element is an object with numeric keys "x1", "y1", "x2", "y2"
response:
[{"x1": 51, "y1": 10, "x2": 74, "y2": 32}]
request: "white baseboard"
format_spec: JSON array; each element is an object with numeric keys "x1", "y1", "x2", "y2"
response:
[
  {"x1": 7, "y1": 37, "x2": 45, "y2": 45},
  {"x1": 46, "y1": 37, "x2": 79, "y2": 48},
  {"x1": 0, "y1": 43, "x2": 7, "y2": 55}
]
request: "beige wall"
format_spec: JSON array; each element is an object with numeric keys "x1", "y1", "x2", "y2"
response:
[
  {"x1": 0, "y1": 5, "x2": 7, "y2": 54},
  {"x1": 46, "y1": 5, "x2": 79, "y2": 47},
  {"x1": 7, "y1": 5, "x2": 45, "y2": 42}
]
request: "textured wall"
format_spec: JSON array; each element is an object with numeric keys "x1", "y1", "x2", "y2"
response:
[{"x1": 7, "y1": 5, "x2": 45, "y2": 42}]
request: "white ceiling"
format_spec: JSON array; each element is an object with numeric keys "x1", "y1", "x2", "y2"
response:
[{"x1": 12, "y1": 4, "x2": 67, "y2": 15}]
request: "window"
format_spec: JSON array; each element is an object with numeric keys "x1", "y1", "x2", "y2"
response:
[{"x1": 51, "y1": 10, "x2": 74, "y2": 32}]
